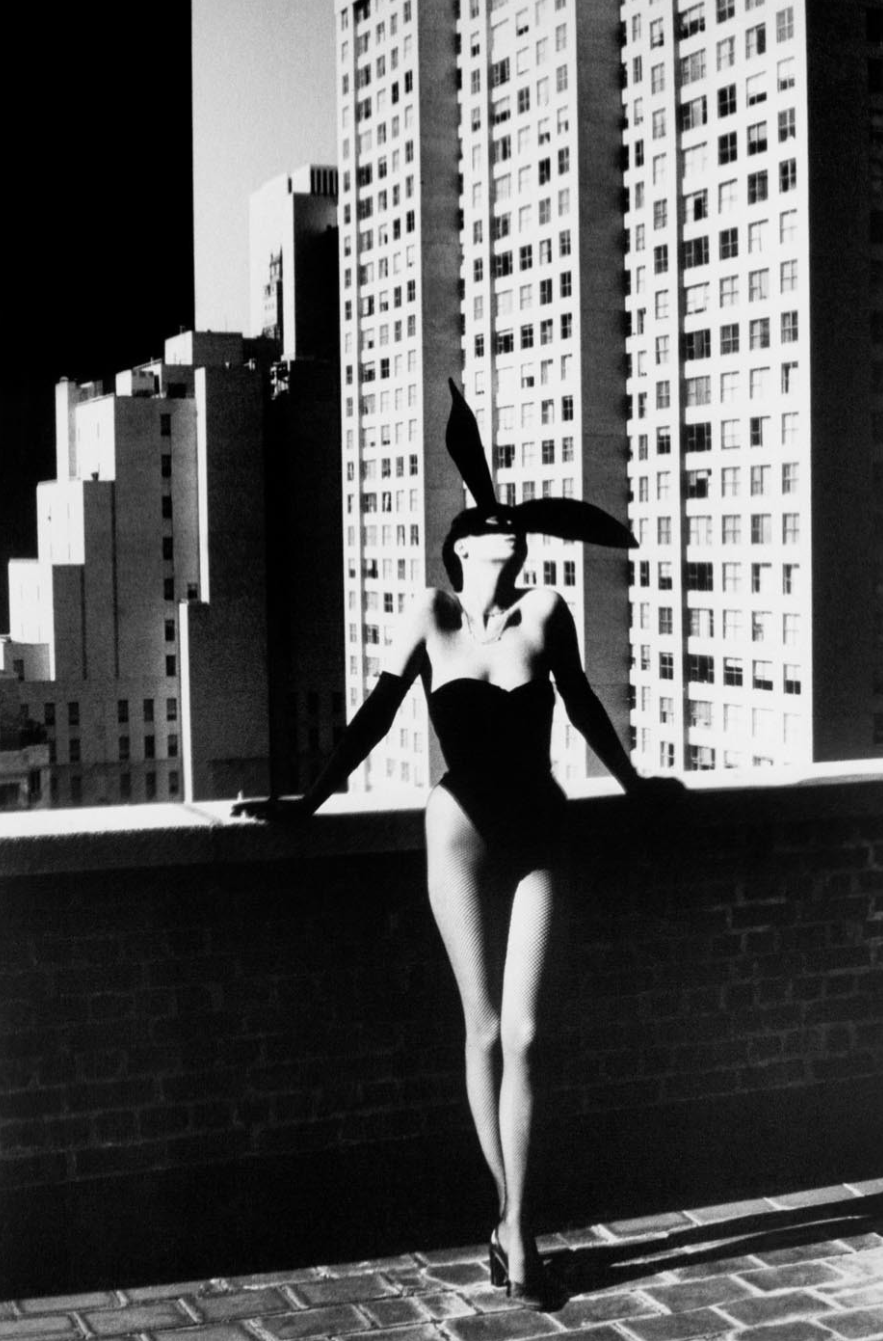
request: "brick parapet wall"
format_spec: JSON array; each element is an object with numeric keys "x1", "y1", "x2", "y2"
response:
[{"x1": 0, "y1": 779, "x2": 882, "y2": 1194}]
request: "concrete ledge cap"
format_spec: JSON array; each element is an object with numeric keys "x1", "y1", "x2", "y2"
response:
[{"x1": 0, "y1": 763, "x2": 881, "y2": 879}]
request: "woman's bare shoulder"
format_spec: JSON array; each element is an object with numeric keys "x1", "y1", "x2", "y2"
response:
[{"x1": 517, "y1": 585, "x2": 566, "y2": 621}]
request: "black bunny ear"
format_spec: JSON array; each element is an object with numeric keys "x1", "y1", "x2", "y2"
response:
[
  {"x1": 511, "y1": 497, "x2": 638, "y2": 548},
  {"x1": 445, "y1": 378, "x2": 498, "y2": 514}
]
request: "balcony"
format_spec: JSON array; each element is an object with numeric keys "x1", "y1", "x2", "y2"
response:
[{"x1": 1, "y1": 765, "x2": 882, "y2": 1297}]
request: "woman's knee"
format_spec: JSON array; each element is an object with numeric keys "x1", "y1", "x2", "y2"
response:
[
  {"x1": 465, "y1": 1009, "x2": 501, "y2": 1055},
  {"x1": 501, "y1": 1013, "x2": 539, "y2": 1062}
]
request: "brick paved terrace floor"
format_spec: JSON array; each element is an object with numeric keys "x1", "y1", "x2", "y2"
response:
[{"x1": 6, "y1": 1181, "x2": 883, "y2": 1341}]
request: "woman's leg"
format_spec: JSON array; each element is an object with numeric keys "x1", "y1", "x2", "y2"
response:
[
  {"x1": 425, "y1": 786, "x2": 514, "y2": 1215},
  {"x1": 496, "y1": 865, "x2": 559, "y2": 1286}
]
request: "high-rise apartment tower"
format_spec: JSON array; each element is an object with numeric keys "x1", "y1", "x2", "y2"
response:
[
  {"x1": 622, "y1": 0, "x2": 883, "y2": 771},
  {"x1": 336, "y1": 0, "x2": 632, "y2": 792}
]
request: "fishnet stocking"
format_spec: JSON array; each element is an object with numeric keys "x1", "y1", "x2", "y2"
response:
[{"x1": 426, "y1": 785, "x2": 559, "y2": 1279}]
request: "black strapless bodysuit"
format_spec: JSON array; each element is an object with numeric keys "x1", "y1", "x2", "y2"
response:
[{"x1": 427, "y1": 677, "x2": 566, "y2": 874}]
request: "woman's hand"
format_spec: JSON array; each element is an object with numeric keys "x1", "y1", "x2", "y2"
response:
[
  {"x1": 230, "y1": 796, "x2": 311, "y2": 825},
  {"x1": 631, "y1": 775, "x2": 687, "y2": 804}
]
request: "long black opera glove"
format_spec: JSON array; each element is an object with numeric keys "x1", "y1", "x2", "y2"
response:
[
  {"x1": 299, "y1": 670, "x2": 409, "y2": 814},
  {"x1": 232, "y1": 672, "x2": 409, "y2": 821}
]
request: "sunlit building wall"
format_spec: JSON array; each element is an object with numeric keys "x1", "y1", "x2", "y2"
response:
[
  {"x1": 622, "y1": 0, "x2": 883, "y2": 772},
  {"x1": 3, "y1": 332, "x2": 271, "y2": 806},
  {"x1": 335, "y1": 0, "x2": 631, "y2": 793}
]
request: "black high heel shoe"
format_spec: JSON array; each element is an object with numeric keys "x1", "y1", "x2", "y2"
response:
[
  {"x1": 490, "y1": 1227, "x2": 547, "y2": 1310},
  {"x1": 506, "y1": 1270, "x2": 547, "y2": 1312},
  {"x1": 488, "y1": 1227, "x2": 508, "y2": 1288}
]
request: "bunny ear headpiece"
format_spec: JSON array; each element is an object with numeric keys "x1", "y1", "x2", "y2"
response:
[{"x1": 445, "y1": 378, "x2": 638, "y2": 548}]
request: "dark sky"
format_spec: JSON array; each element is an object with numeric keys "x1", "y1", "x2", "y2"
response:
[{"x1": 0, "y1": 4, "x2": 195, "y2": 629}]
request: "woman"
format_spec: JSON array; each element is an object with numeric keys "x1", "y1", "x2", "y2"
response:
[{"x1": 234, "y1": 383, "x2": 647, "y2": 1308}]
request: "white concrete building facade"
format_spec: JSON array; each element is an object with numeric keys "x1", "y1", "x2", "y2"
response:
[
  {"x1": 3, "y1": 332, "x2": 272, "y2": 806},
  {"x1": 622, "y1": 0, "x2": 883, "y2": 773},
  {"x1": 335, "y1": 0, "x2": 632, "y2": 793}
]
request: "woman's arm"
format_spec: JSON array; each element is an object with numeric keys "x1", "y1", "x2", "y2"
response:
[
  {"x1": 233, "y1": 591, "x2": 433, "y2": 819},
  {"x1": 545, "y1": 594, "x2": 641, "y2": 794}
]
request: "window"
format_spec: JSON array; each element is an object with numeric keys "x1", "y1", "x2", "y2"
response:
[
  {"x1": 783, "y1": 664, "x2": 801, "y2": 695},
  {"x1": 747, "y1": 122, "x2": 768, "y2": 155},
  {"x1": 685, "y1": 282, "x2": 710, "y2": 314},
  {"x1": 722, "y1": 515, "x2": 741, "y2": 544},
  {"x1": 749, "y1": 269, "x2": 769, "y2": 301},
  {"x1": 683, "y1": 144, "x2": 708, "y2": 178},
  {"x1": 680, "y1": 50, "x2": 707, "y2": 85},
  {"x1": 684, "y1": 188, "x2": 708, "y2": 222},
  {"x1": 660, "y1": 652, "x2": 674, "y2": 680},
  {"x1": 721, "y1": 323, "x2": 740, "y2": 355},
  {"x1": 753, "y1": 562, "x2": 773, "y2": 596},
  {"x1": 781, "y1": 311, "x2": 799, "y2": 343},
  {"x1": 685, "y1": 422, "x2": 712, "y2": 452},
  {"x1": 686, "y1": 376, "x2": 711, "y2": 406},
  {"x1": 687, "y1": 655, "x2": 715, "y2": 685},
  {"x1": 751, "y1": 514, "x2": 772, "y2": 544},
  {"x1": 751, "y1": 415, "x2": 772, "y2": 447},
  {"x1": 751, "y1": 465, "x2": 770, "y2": 496},
  {"x1": 781, "y1": 259, "x2": 798, "y2": 292},
  {"x1": 724, "y1": 658, "x2": 744, "y2": 687},
  {"x1": 782, "y1": 462, "x2": 798, "y2": 493},
  {"x1": 687, "y1": 562, "x2": 714, "y2": 591},
  {"x1": 683, "y1": 237, "x2": 710, "y2": 268},
  {"x1": 753, "y1": 661, "x2": 774, "y2": 691},
  {"x1": 723, "y1": 563, "x2": 742, "y2": 593},
  {"x1": 688, "y1": 516, "x2": 713, "y2": 546},
  {"x1": 781, "y1": 361, "x2": 798, "y2": 393},
  {"x1": 684, "y1": 329, "x2": 712, "y2": 361},
  {"x1": 717, "y1": 35, "x2": 736, "y2": 70},
  {"x1": 680, "y1": 3, "x2": 706, "y2": 38},
  {"x1": 748, "y1": 171, "x2": 769, "y2": 203},
  {"x1": 718, "y1": 85, "x2": 736, "y2": 118},
  {"x1": 778, "y1": 57, "x2": 795, "y2": 89},
  {"x1": 650, "y1": 18, "x2": 665, "y2": 47},
  {"x1": 722, "y1": 468, "x2": 740, "y2": 497},
  {"x1": 719, "y1": 179, "x2": 738, "y2": 213},
  {"x1": 780, "y1": 209, "x2": 797, "y2": 243},
  {"x1": 746, "y1": 23, "x2": 767, "y2": 58},
  {"x1": 719, "y1": 227, "x2": 738, "y2": 260},
  {"x1": 688, "y1": 700, "x2": 713, "y2": 729},
  {"x1": 722, "y1": 420, "x2": 741, "y2": 450},
  {"x1": 750, "y1": 317, "x2": 770, "y2": 349},
  {"x1": 680, "y1": 96, "x2": 708, "y2": 132},
  {"x1": 780, "y1": 158, "x2": 797, "y2": 192},
  {"x1": 719, "y1": 132, "x2": 738, "y2": 165},
  {"x1": 752, "y1": 611, "x2": 772, "y2": 644},
  {"x1": 717, "y1": 0, "x2": 735, "y2": 18},
  {"x1": 783, "y1": 512, "x2": 800, "y2": 543},
  {"x1": 776, "y1": 6, "x2": 794, "y2": 41},
  {"x1": 720, "y1": 371, "x2": 739, "y2": 402},
  {"x1": 779, "y1": 108, "x2": 796, "y2": 142}
]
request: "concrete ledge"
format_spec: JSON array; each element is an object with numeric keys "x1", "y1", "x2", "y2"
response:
[{"x1": 0, "y1": 762, "x2": 882, "y2": 876}]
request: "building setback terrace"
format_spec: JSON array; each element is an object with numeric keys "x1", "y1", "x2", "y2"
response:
[{"x1": 0, "y1": 767, "x2": 882, "y2": 1303}]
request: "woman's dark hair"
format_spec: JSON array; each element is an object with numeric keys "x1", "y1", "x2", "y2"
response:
[{"x1": 441, "y1": 507, "x2": 527, "y2": 592}]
